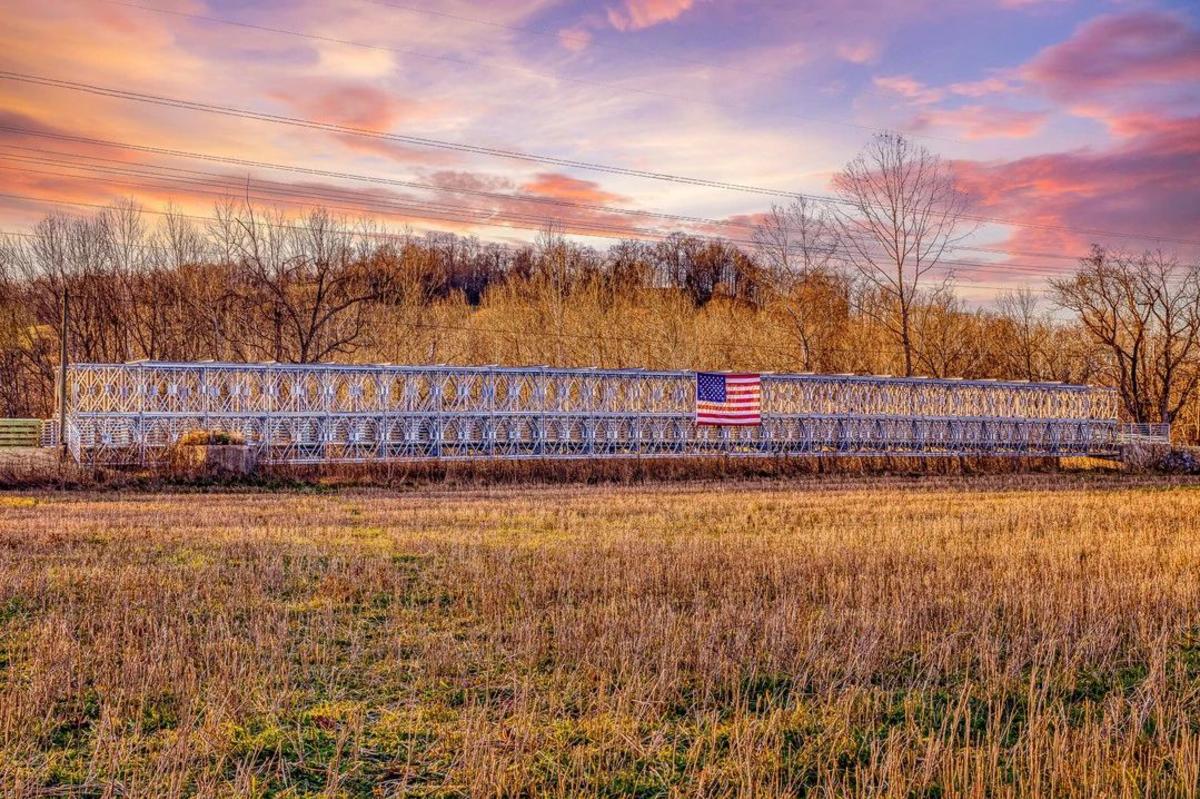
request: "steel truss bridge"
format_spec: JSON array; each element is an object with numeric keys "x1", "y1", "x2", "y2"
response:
[{"x1": 58, "y1": 362, "x2": 1148, "y2": 466}]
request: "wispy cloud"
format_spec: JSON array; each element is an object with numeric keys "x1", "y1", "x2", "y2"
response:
[
  {"x1": 911, "y1": 105, "x2": 1048, "y2": 140},
  {"x1": 873, "y1": 74, "x2": 944, "y2": 104},
  {"x1": 836, "y1": 40, "x2": 880, "y2": 65}
]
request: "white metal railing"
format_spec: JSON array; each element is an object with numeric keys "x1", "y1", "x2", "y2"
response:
[
  {"x1": 59, "y1": 361, "x2": 1124, "y2": 465},
  {"x1": 39, "y1": 419, "x2": 58, "y2": 448},
  {"x1": 1117, "y1": 423, "x2": 1171, "y2": 444}
]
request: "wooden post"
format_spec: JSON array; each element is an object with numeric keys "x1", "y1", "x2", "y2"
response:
[{"x1": 58, "y1": 287, "x2": 68, "y2": 461}]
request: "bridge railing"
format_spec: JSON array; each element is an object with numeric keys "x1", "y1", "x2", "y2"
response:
[
  {"x1": 1117, "y1": 423, "x2": 1171, "y2": 444},
  {"x1": 60, "y1": 362, "x2": 1124, "y2": 465},
  {"x1": 39, "y1": 419, "x2": 58, "y2": 449}
]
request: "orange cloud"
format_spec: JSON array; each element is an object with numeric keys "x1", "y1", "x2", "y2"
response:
[
  {"x1": 606, "y1": 0, "x2": 697, "y2": 32},
  {"x1": 520, "y1": 173, "x2": 627, "y2": 205},
  {"x1": 911, "y1": 105, "x2": 1048, "y2": 140},
  {"x1": 269, "y1": 81, "x2": 424, "y2": 132}
]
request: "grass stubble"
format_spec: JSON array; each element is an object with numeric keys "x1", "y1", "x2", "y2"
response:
[{"x1": 0, "y1": 476, "x2": 1198, "y2": 797}]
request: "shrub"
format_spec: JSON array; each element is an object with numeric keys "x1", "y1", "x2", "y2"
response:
[{"x1": 177, "y1": 429, "x2": 246, "y2": 447}]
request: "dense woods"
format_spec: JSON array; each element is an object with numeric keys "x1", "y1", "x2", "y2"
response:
[{"x1": 2, "y1": 197, "x2": 1198, "y2": 440}]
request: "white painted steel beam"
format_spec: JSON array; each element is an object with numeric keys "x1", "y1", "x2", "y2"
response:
[{"x1": 62, "y1": 362, "x2": 1133, "y2": 465}]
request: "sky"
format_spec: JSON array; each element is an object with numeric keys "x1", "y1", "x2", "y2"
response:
[{"x1": 1, "y1": 0, "x2": 1198, "y2": 298}]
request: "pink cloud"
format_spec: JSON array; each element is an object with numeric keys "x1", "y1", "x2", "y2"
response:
[
  {"x1": 270, "y1": 81, "x2": 424, "y2": 132},
  {"x1": 264, "y1": 79, "x2": 455, "y2": 164},
  {"x1": 953, "y1": 114, "x2": 1200, "y2": 256},
  {"x1": 520, "y1": 173, "x2": 627, "y2": 205},
  {"x1": 910, "y1": 105, "x2": 1048, "y2": 140},
  {"x1": 1024, "y1": 10, "x2": 1200, "y2": 100},
  {"x1": 836, "y1": 40, "x2": 880, "y2": 65},
  {"x1": 557, "y1": 25, "x2": 593, "y2": 52},
  {"x1": 873, "y1": 74, "x2": 944, "y2": 104},
  {"x1": 606, "y1": 0, "x2": 698, "y2": 32}
]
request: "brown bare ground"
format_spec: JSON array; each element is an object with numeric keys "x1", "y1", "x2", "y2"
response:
[{"x1": 1, "y1": 477, "x2": 1199, "y2": 797}]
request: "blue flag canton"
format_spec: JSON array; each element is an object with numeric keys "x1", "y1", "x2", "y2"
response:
[{"x1": 696, "y1": 372, "x2": 726, "y2": 403}]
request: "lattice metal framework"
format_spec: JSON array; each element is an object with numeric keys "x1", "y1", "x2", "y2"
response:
[{"x1": 63, "y1": 361, "x2": 1130, "y2": 465}]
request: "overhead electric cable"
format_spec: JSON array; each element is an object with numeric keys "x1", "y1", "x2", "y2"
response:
[
  {"x1": 99, "y1": 0, "x2": 965, "y2": 145},
  {"x1": 0, "y1": 158, "x2": 1086, "y2": 281},
  {"x1": 0, "y1": 129, "x2": 1090, "y2": 263},
  {"x1": 3, "y1": 70, "x2": 1196, "y2": 246},
  {"x1": 0, "y1": 165, "x2": 1077, "y2": 290}
]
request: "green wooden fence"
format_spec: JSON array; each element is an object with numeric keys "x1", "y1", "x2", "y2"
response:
[{"x1": 0, "y1": 419, "x2": 44, "y2": 448}]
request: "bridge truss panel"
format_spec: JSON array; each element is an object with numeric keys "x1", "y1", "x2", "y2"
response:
[{"x1": 63, "y1": 362, "x2": 1128, "y2": 465}]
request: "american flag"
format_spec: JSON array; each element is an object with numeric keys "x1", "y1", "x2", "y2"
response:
[{"x1": 695, "y1": 372, "x2": 762, "y2": 426}]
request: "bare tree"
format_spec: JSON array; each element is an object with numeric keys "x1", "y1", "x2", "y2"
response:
[
  {"x1": 911, "y1": 289, "x2": 985, "y2": 378},
  {"x1": 752, "y1": 197, "x2": 839, "y2": 282},
  {"x1": 832, "y1": 132, "x2": 973, "y2": 376},
  {"x1": 997, "y1": 288, "x2": 1053, "y2": 382},
  {"x1": 1053, "y1": 247, "x2": 1200, "y2": 424},
  {"x1": 753, "y1": 199, "x2": 848, "y2": 370},
  {"x1": 229, "y1": 205, "x2": 396, "y2": 363}
]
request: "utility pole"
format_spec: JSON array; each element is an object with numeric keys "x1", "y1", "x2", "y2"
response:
[{"x1": 58, "y1": 286, "x2": 68, "y2": 461}]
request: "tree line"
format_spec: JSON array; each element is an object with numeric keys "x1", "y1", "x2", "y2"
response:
[{"x1": 1, "y1": 134, "x2": 1197, "y2": 438}]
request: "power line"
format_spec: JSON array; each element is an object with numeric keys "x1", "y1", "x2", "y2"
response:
[
  {"x1": 98, "y1": 0, "x2": 965, "y2": 146},
  {"x1": 4, "y1": 69, "x2": 1197, "y2": 246},
  {"x1": 0, "y1": 128, "x2": 1090, "y2": 264},
  {"x1": 0, "y1": 153, "x2": 1088, "y2": 283},
  {"x1": 352, "y1": 0, "x2": 936, "y2": 113},
  {"x1": 0, "y1": 151, "x2": 1161, "y2": 287},
  {"x1": 0, "y1": 143, "x2": 1079, "y2": 277},
  {"x1": 0, "y1": 71, "x2": 818, "y2": 196},
  {"x1": 0, "y1": 186, "x2": 1057, "y2": 295},
  {"x1": 0, "y1": 135, "x2": 798, "y2": 239},
  {"x1": 0, "y1": 157, "x2": 1078, "y2": 281},
  {"x1": 355, "y1": 0, "x2": 788, "y2": 82}
]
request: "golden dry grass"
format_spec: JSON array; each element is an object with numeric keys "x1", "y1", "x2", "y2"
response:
[{"x1": 1, "y1": 477, "x2": 1199, "y2": 797}]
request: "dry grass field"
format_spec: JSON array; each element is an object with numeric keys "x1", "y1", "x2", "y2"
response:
[{"x1": 1, "y1": 477, "x2": 1199, "y2": 797}]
